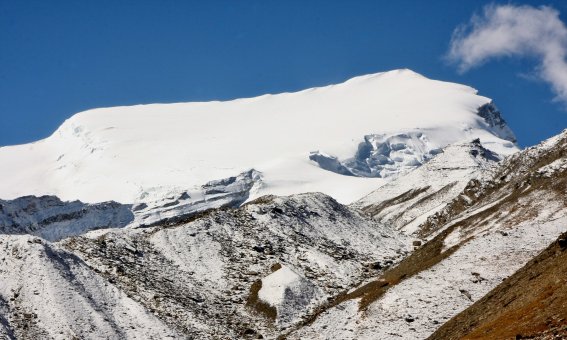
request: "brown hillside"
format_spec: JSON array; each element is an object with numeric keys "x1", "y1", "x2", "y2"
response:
[{"x1": 429, "y1": 232, "x2": 567, "y2": 340}]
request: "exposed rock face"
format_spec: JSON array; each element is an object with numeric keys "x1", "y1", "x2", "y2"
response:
[
  {"x1": 132, "y1": 169, "x2": 263, "y2": 227},
  {"x1": 0, "y1": 196, "x2": 133, "y2": 241},
  {"x1": 477, "y1": 102, "x2": 517, "y2": 144}
]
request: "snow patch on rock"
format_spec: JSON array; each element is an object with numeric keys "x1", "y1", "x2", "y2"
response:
[
  {"x1": 259, "y1": 266, "x2": 303, "y2": 306},
  {"x1": 259, "y1": 265, "x2": 323, "y2": 326}
]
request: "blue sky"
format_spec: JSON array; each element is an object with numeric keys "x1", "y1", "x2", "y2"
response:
[{"x1": 1, "y1": 0, "x2": 567, "y2": 147}]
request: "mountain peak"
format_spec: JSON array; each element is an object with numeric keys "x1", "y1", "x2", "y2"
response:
[{"x1": 0, "y1": 70, "x2": 518, "y2": 204}]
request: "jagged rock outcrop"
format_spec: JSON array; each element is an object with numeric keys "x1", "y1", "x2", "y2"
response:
[
  {"x1": 0, "y1": 196, "x2": 133, "y2": 242},
  {"x1": 132, "y1": 169, "x2": 263, "y2": 227},
  {"x1": 477, "y1": 102, "x2": 517, "y2": 144}
]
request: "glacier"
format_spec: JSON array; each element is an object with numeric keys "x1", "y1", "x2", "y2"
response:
[{"x1": 0, "y1": 69, "x2": 517, "y2": 207}]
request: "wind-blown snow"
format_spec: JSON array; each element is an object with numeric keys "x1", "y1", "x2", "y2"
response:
[{"x1": 0, "y1": 69, "x2": 517, "y2": 204}]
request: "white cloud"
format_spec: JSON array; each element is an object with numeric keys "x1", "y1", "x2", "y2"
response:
[{"x1": 448, "y1": 4, "x2": 567, "y2": 104}]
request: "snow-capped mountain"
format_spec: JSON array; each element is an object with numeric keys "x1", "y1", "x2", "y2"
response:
[
  {"x1": 0, "y1": 69, "x2": 517, "y2": 207},
  {"x1": 5, "y1": 69, "x2": 567, "y2": 340}
]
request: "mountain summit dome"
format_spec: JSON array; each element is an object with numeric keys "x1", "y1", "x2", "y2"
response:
[{"x1": 0, "y1": 69, "x2": 517, "y2": 204}]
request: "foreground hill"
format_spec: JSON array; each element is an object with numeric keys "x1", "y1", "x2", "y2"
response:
[{"x1": 0, "y1": 193, "x2": 408, "y2": 339}]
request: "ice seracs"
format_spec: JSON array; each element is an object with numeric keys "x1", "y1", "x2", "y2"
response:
[
  {"x1": 0, "y1": 69, "x2": 517, "y2": 206},
  {"x1": 310, "y1": 131, "x2": 444, "y2": 178}
]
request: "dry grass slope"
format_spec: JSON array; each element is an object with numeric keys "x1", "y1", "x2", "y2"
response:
[{"x1": 429, "y1": 232, "x2": 567, "y2": 340}]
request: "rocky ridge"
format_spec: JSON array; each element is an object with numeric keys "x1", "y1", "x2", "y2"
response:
[
  {"x1": 0, "y1": 196, "x2": 133, "y2": 242},
  {"x1": 288, "y1": 129, "x2": 567, "y2": 339},
  {"x1": 0, "y1": 193, "x2": 408, "y2": 339}
]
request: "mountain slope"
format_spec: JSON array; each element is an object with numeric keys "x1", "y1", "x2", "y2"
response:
[
  {"x1": 11, "y1": 69, "x2": 567, "y2": 340},
  {"x1": 430, "y1": 231, "x2": 567, "y2": 340},
  {"x1": 0, "y1": 70, "x2": 516, "y2": 205},
  {"x1": 353, "y1": 139, "x2": 501, "y2": 237},
  {"x1": 0, "y1": 235, "x2": 179, "y2": 339},
  {"x1": 6, "y1": 128, "x2": 566, "y2": 339},
  {"x1": 288, "y1": 130, "x2": 567, "y2": 339},
  {"x1": 0, "y1": 193, "x2": 409, "y2": 339}
]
